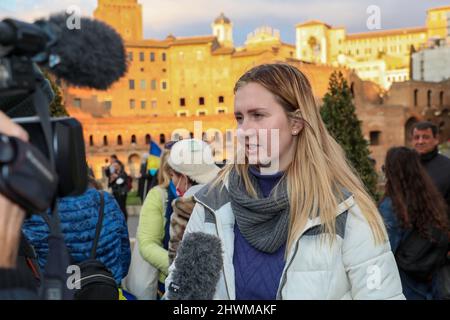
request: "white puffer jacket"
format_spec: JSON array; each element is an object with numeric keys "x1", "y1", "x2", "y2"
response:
[{"x1": 166, "y1": 181, "x2": 405, "y2": 300}]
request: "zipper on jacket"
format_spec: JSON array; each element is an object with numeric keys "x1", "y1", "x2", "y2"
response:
[
  {"x1": 277, "y1": 234, "x2": 301, "y2": 300},
  {"x1": 276, "y1": 223, "x2": 321, "y2": 300},
  {"x1": 193, "y1": 197, "x2": 232, "y2": 300},
  {"x1": 276, "y1": 199, "x2": 353, "y2": 299}
]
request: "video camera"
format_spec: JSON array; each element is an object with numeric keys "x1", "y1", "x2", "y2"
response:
[
  {"x1": 0, "y1": 13, "x2": 127, "y2": 214},
  {"x1": 14, "y1": 116, "x2": 87, "y2": 196}
]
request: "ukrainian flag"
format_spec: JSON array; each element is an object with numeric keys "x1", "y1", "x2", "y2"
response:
[{"x1": 146, "y1": 140, "x2": 162, "y2": 176}]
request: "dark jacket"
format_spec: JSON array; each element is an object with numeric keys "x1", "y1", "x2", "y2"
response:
[
  {"x1": 421, "y1": 148, "x2": 450, "y2": 223},
  {"x1": 137, "y1": 162, "x2": 158, "y2": 202},
  {"x1": 0, "y1": 234, "x2": 41, "y2": 300},
  {"x1": 109, "y1": 171, "x2": 130, "y2": 196},
  {"x1": 0, "y1": 269, "x2": 38, "y2": 300},
  {"x1": 379, "y1": 197, "x2": 443, "y2": 299}
]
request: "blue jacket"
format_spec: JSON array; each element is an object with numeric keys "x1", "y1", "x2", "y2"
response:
[
  {"x1": 378, "y1": 197, "x2": 404, "y2": 252},
  {"x1": 378, "y1": 197, "x2": 441, "y2": 300},
  {"x1": 22, "y1": 188, "x2": 131, "y2": 284}
]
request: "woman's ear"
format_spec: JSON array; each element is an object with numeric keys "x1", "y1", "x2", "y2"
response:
[{"x1": 291, "y1": 118, "x2": 304, "y2": 136}]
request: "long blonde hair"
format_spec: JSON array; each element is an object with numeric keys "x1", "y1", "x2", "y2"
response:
[
  {"x1": 157, "y1": 149, "x2": 171, "y2": 188},
  {"x1": 213, "y1": 63, "x2": 386, "y2": 251}
]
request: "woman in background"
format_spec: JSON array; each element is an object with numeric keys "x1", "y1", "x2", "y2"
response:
[
  {"x1": 23, "y1": 174, "x2": 131, "y2": 286},
  {"x1": 379, "y1": 147, "x2": 448, "y2": 299}
]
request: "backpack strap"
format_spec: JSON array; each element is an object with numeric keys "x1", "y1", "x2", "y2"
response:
[
  {"x1": 90, "y1": 191, "x2": 105, "y2": 259},
  {"x1": 18, "y1": 233, "x2": 42, "y2": 283}
]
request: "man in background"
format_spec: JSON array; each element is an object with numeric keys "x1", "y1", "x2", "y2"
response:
[{"x1": 412, "y1": 121, "x2": 450, "y2": 221}]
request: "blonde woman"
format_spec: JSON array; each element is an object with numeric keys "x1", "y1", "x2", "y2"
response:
[
  {"x1": 137, "y1": 148, "x2": 174, "y2": 299},
  {"x1": 166, "y1": 63, "x2": 404, "y2": 300}
]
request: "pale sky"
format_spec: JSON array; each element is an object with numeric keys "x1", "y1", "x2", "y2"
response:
[{"x1": 1, "y1": 0, "x2": 449, "y2": 46}]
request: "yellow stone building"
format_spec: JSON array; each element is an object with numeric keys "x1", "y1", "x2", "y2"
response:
[
  {"x1": 295, "y1": 6, "x2": 450, "y2": 88},
  {"x1": 69, "y1": 1, "x2": 450, "y2": 119},
  {"x1": 62, "y1": 0, "x2": 450, "y2": 178},
  {"x1": 66, "y1": 0, "x2": 295, "y2": 119},
  {"x1": 94, "y1": 0, "x2": 143, "y2": 40},
  {"x1": 427, "y1": 6, "x2": 450, "y2": 39}
]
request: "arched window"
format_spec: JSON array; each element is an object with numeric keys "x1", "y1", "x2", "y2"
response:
[
  {"x1": 439, "y1": 91, "x2": 444, "y2": 107},
  {"x1": 214, "y1": 131, "x2": 221, "y2": 143},
  {"x1": 131, "y1": 134, "x2": 137, "y2": 144},
  {"x1": 427, "y1": 90, "x2": 432, "y2": 107},
  {"x1": 145, "y1": 134, "x2": 151, "y2": 145},
  {"x1": 117, "y1": 135, "x2": 123, "y2": 146},
  {"x1": 159, "y1": 133, "x2": 166, "y2": 144},
  {"x1": 89, "y1": 135, "x2": 94, "y2": 146},
  {"x1": 405, "y1": 117, "x2": 418, "y2": 146},
  {"x1": 369, "y1": 131, "x2": 381, "y2": 146},
  {"x1": 226, "y1": 130, "x2": 233, "y2": 142},
  {"x1": 103, "y1": 135, "x2": 108, "y2": 146},
  {"x1": 414, "y1": 89, "x2": 418, "y2": 107}
]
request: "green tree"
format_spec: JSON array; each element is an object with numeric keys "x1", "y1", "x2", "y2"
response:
[
  {"x1": 43, "y1": 71, "x2": 69, "y2": 117},
  {"x1": 320, "y1": 71, "x2": 378, "y2": 199}
]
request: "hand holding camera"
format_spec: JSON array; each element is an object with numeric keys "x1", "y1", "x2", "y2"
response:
[
  {"x1": 0, "y1": 11, "x2": 127, "y2": 299},
  {"x1": 0, "y1": 111, "x2": 28, "y2": 268}
]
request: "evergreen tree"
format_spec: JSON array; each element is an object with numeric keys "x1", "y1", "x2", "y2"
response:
[
  {"x1": 320, "y1": 71, "x2": 378, "y2": 198},
  {"x1": 43, "y1": 71, "x2": 69, "y2": 117}
]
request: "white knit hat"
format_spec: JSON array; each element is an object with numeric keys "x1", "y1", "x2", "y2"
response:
[{"x1": 168, "y1": 139, "x2": 221, "y2": 184}]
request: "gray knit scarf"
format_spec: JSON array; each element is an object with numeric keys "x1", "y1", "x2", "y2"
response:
[{"x1": 228, "y1": 167, "x2": 289, "y2": 253}]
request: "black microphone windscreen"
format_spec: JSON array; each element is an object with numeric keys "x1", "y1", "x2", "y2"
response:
[
  {"x1": 168, "y1": 232, "x2": 223, "y2": 300},
  {"x1": 45, "y1": 14, "x2": 127, "y2": 90}
]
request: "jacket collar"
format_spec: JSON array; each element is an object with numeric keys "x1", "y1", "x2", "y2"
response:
[
  {"x1": 420, "y1": 147, "x2": 439, "y2": 163},
  {"x1": 194, "y1": 177, "x2": 354, "y2": 230}
]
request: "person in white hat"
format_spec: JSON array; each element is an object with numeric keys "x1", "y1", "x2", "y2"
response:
[
  {"x1": 167, "y1": 138, "x2": 221, "y2": 196},
  {"x1": 134, "y1": 139, "x2": 220, "y2": 299},
  {"x1": 167, "y1": 139, "x2": 221, "y2": 264}
]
